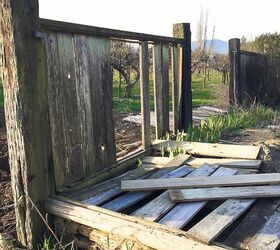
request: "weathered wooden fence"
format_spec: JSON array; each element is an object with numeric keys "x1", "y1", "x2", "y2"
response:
[
  {"x1": 0, "y1": 0, "x2": 192, "y2": 247},
  {"x1": 229, "y1": 38, "x2": 280, "y2": 107}
]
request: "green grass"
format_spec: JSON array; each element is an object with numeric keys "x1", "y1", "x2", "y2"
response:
[
  {"x1": 112, "y1": 71, "x2": 222, "y2": 112},
  {"x1": 174, "y1": 104, "x2": 276, "y2": 144}
]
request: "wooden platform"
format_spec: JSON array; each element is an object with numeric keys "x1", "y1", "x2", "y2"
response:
[{"x1": 45, "y1": 141, "x2": 280, "y2": 250}]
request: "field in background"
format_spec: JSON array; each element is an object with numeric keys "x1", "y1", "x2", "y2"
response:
[
  {"x1": 113, "y1": 71, "x2": 224, "y2": 112},
  {"x1": 0, "y1": 73, "x2": 225, "y2": 110}
]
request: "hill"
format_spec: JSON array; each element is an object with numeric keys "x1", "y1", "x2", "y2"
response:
[{"x1": 191, "y1": 39, "x2": 228, "y2": 54}]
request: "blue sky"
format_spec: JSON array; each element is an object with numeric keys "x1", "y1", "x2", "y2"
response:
[{"x1": 39, "y1": 0, "x2": 280, "y2": 41}]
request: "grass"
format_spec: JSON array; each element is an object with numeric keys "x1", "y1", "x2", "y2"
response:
[
  {"x1": 112, "y1": 71, "x2": 222, "y2": 112},
  {"x1": 175, "y1": 104, "x2": 276, "y2": 143}
]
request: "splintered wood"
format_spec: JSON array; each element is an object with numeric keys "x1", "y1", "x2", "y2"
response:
[{"x1": 51, "y1": 140, "x2": 280, "y2": 250}]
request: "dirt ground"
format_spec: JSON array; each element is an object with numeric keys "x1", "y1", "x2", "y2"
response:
[{"x1": 1, "y1": 108, "x2": 280, "y2": 245}]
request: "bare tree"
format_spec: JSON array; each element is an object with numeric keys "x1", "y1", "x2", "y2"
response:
[{"x1": 110, "y1": 41, "x2": 139, "y2": 98}]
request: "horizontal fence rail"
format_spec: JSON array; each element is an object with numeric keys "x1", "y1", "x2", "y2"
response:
[{"x1": 40, "y1": 18, "x2": 184, "y2": 44}]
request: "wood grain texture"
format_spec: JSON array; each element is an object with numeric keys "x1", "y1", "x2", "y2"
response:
[
  {"x1": 246, "y1": 206, "x2": 280, "y2": 250},
  {"x1": 171, "y1": 45, "x2": 179, "y2": 133},
  {"x1": 101, "y1": 154, "x2": 192, "y2": 211},
  {"x1": 139, "y1": 41, "x2": 151, "y2": 149},
  {"x1": 121, "y1": 173, "x2": 280, "y2": 191},
  {"x1": 132, "y1": 164, "x2": 218, "y2": 221},
  {"x1": 45, "y1": 198, "x2": 224, "y2": 250},
  {"x1": 153, "y1": 43, "x2": 170, "y2": 138},
  {"x1": 102, "y1": 165, "x2": 193, "y2": 211},
  {"x1": 153, "y1": 139, "x2": 261, "y2": 159},
  {"x1": 45, "y1": 32, "x2": 116, "y2": 188},
  {"x1": 141, "y1": 156, "x2": 261, "y2": 169},
  {"x1": 224, "y1": 198, "x2": 280, "y2": 249},
  {"x1": 170, "y1": 185, "x2": 280, "y2": 202},
  {"x1": 159, "y1": 167, "x2": 237, "y2": 229},
  {"x1": 187, "y1": 199, "x2": 255, "y2": 244},
  {"x1": 0, "y1": 0, "x2": 53, "y2": 247}
]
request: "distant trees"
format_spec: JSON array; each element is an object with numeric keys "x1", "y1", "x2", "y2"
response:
[
  {"x1": 110, "y1": 41, "x2": 139, "y2": 98},
  {"x1": 241, "y1": 33, "x2": 280, "y2": 56}
]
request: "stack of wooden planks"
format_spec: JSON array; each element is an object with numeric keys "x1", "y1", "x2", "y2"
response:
[{"x1": 53, "y1": 140, "x2": 280, "y2": 250}]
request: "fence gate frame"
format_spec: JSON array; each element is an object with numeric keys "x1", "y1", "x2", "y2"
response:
[{"x1": 0, "y1": 0, "x2": 192, "y2": 248}]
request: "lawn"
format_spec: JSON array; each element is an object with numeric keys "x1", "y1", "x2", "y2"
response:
[{"x1": 113, "y1": 71, "x2": 223, "y2": 112}]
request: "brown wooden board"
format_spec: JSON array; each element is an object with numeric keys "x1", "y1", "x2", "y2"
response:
[
  {"x1": 45, "y1": 32, "x2": 116, "y2": 188},
  {"x1": 121, "y1": 173, "x2": 280, "y2": 191}
]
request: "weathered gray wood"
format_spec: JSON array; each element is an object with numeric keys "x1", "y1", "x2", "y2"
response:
[
  {"x1": 171, "y1": 45, "x2": 179, "y2": 133},
  {"x1": 122, "y1": 173, "x2": 280, "y2": 191},
  {"x1": 187, "y1": 199, "x2": 255, "y2": 244},
  {"x1": 159, "y1": 167, "x2": 237, "y2": 228},
  {"x1": 170, "y1": 185, "x2": 280, "y2": 202},
  {"x1": 45, "y1": 198, "x2": 224, "y2": 250},
  {"x1": 77, "y1": 154, "x2": 190, "y2": 205},
  {"x1": 102, "y1": 165, "x2": 193, "y2": 211},
  {"x1": 153, "y1": 139, "x2": 261, "y2": 159},
  {"x1": 153, "y1": 43, "x2": 170, "y2": 138},
  {"x1": 0, "y1": 0, "x2": 54, "y2": 247},
  {"x1": 247, "y1": 206, "x2": 280, "y2": 250},
  {"x1": 40, "y1": 19, "x2": 183, "y2": 44},
  {"x1": 173, "y1": 23, "x2": 192, "y2": 130},
  {"x1": 45, "y1": 31, "x2": 116, "y2": 188},
  {"x1": 139, "y1": 41, "x2": 151, "y2": 149},
  {"x1": 87, "y1": 154, "x2": 190, "y2": 207},
  {"x1": 132, "y1": 164, "x2": 218, "y2": 221},
  {"x1": 224, "y1": 198, "x2": 280, "y2": 249}
]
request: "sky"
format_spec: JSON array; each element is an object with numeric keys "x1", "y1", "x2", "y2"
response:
[{"x1": 39, "y1": 0, "x2": 280, "y2": 41}]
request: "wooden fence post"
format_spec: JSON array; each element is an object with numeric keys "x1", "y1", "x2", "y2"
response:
[
  {"x1": 0, "y1": 0, "x2": 53, "y2": 248},
  {"x1": 229, "y1": 38, "x2": 241, "y2": 106},
  {"x1": 173, "y1": 23, "x2": 192, "y2": 131}
]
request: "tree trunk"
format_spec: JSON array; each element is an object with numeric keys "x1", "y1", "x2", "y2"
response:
[
  {"x1": 118, "y1": 70, "x2": 122, "y2": 97},
  {"x1": 0, "y1": 0, "x2": 54, "y2": 248},
  {"x1": 125, "y1": 73, "x2": 132, "y2": 98}
]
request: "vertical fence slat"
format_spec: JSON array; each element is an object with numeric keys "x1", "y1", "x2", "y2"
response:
[
  {"x1": 153, "y1": 42, "x2": 170, "y2": 139},
  {"x1": 162, "y1": 43, "x2": 170, "y2": 133},
  {"x1": 171, "y1": 45, "x2": 179, "y2": 133},
  {"x1": 173, "y1": 23, "x2": 192, "y2": 131},
  {"x1": 140, "y1": 41, "x2": 151, "y2": 149},
  {"x1": 153, "y1": 43, "x2": 164, "y2": 139}
]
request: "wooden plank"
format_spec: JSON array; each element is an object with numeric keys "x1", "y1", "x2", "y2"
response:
[
  {"x1": 162, "y1": 43, "x2": 170, "y2": 133},
  {"x1": 45, "y1": 198, "x2": 224, "y2": 250},
  {"x1": 40, "y1": 18, "x2": 184, "y2": 44},
  {"x1": 187, "y1": 199, "x2": 255, "y2": 244},
  {"x1": 173, "y1": 23, "x2": 192, "y2": 130},
  {"x1": 171, "y1": 45, "x2": 179, "y2": 133},
  {"x1": 170, "y1": 185, "x2": 280, "y2": 202},
  {"x1": 153, "y1": 43, "x2": 164, "y2": 139},
  {"x1": 78, "y1": 154, "x2": 191, "y2": 205},
  {"x1": 159, "y1": 167, "x2": 237, "y2": 229},
  {"x1": 246, "y1": 206, "x2": 280, "y2": 250},
  {"x1": 141, "y1": 156, "x2": 261, "y2": 169},
  {"x1": 56, "y1": 33, "x2": 83, "y2": 187},
  {"x1": 132, "y1": 164, "x2": 218, "y2": 221},
  {"x1": 152, "y1": 139, "x2": 261, "y2": 159},
  {"x1": 121, "y1": 173, "x2": 280, "y2": 191},
  {"x1": 224, "y1": 198, "x2": 280, "y2": 249},
  {"x1": 101, "y1": 154, "x2": 191, "y2": 210},
  {"x1": 139, "y1": 41, "x2": 151, "y2": 150},
  {"x1": 102, "y1": 165, "x2": 193, "y2": 211}
]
